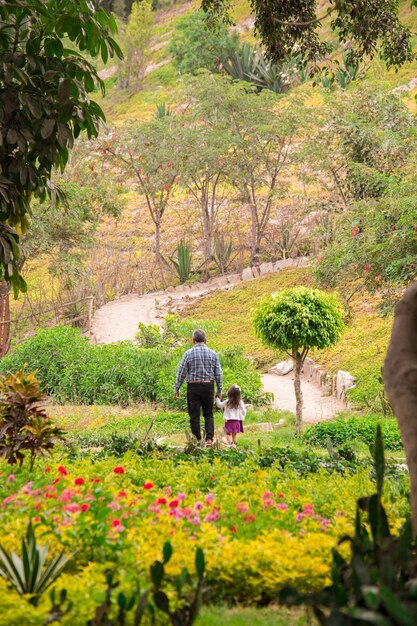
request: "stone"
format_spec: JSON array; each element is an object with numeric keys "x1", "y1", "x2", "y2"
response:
[
  {"x1": 227, "y1": 273, "x2": 242, "y2": 284},
  {"x1": 335, "y1": 370, "x2": 356, "y2": 400},
  {"x1": 241, "y1": 267, "x2": 255, "y2": 281},
  {"x1": 273, "y1": 419, "x2": 285, "y2": 429},
  {"x1": 274, "y1": 258, "x2": 295, "y2": 271},
  {"x1": 259, "y1": 262, "x2": 274, "y2": 275},
  {"x1": 269, "y1": 359, "x2": 293, "y2": 376},
  {"x1": 251, "y1": 266, "x2": 260, "y2": 277},
  {"x1": 165, "y1": 286, "x2": 175, "y2": 293},
  {"x1": 255, "y1": 422, "x2": 274, "y2": 432}
]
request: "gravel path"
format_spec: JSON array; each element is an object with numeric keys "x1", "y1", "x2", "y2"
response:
[{"x1": 92, "y1": 287, "x2": 345, "y2": 422}]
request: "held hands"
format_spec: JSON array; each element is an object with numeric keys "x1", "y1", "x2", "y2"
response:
[
  {"x1": 216, "y1": 392, "x2": 222, "y2": 400},
  {"x1": 174, "y1": 391, "x2": 179, "y2": 400}
]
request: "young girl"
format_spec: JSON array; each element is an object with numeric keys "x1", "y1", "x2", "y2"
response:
[{"x1": 216, "y1": 384, "x2": 246, "y2": 447}]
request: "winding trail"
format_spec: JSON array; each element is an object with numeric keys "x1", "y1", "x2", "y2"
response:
[{"x1": 92, "y1": 286, "x2": 345, "y2": 422}]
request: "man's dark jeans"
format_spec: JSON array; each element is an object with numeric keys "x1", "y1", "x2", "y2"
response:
[{"x1": 187, "y1": 382, "x2": 214, "y2": 442}]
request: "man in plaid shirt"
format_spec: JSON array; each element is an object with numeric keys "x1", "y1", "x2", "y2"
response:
[{"x1": 174, "y1": 329, "x2": 222, "y2": 447}]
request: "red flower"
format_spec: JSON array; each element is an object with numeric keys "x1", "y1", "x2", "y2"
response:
[
  {"x1": 231, "y1": 524, "x2": 237, "y2": 533},
  {"x1": 81, "y1": 504, "x2": 89, "y2": 512},
  {"x1": 278, "y1": 493, "x2": 285, "y2": 499},
  {"x1": 157, "y1": 497, "x2": 167, "y2": 505},
  {"x1": 169, "y1": 499, "x2": 179, "y2": 509},
  {"x1": 34, "y1": 516, "x2": 40, "y2": 522},
  {"x1": 143, "y1": 482, "x2": 154, "y2": 490},
  {"x1": 44, "y1": 467, "x2": 51, "y2": 473},
  {"x1": 74, "y1": 478, "x2": 85, "y2": 486},
  {"x1": 113, "y1": 467, "x2": 125, "y2": 475},
  {"x1": 244, "y1": 513, "x2": 256, "y2": 523},
  {"x1": 90, "y1": 478, "x2": 101, "y2": 483},
  {"x1": 118, "y1": 491, "x2": 127, "y2": 498},
  {"x1": 52, "y1": 478, "x2": 60, "y2": 485},
  {"x1": 111, "y1": 519, "x2": 121, "y2": 527},
  {"x1": 58, "y1": 466, "x2": 67, "y2": 476}
]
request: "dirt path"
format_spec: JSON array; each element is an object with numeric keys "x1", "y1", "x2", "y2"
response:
[
  {"x1": 92, "y1": 285, "x2": 346, "y2": 422},
  {"x1": 262, "y1": 373, "x2": 345, "y2": 424}
]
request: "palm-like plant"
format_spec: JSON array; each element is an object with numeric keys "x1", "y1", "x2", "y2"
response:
[
  {"x1": 0, "y1": 523, "x2": 72, "y2": 605},
  {"x1": 166, "y1": 240, "x2": 193, "y2": 284}
]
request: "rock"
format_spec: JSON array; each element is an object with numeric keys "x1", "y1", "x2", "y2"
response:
[
  {"x1": 335, "y1": 370, "x2": 356, "y2": 400},
  {"x1": 251, "y1": 266, "x2": 260, "y2": 277},
  {"x1": 227, "y1": 273, "x2": 241, "y2": 284},
  {"x1": 269, "y1": 359, "x2": 293, "y2": 375},
  {"x1": 165, "y1": 286, "x2": 175, "y2": 293},
  {"x1": 241, "y1": 267, "x2": 255, "y2": 281},
  {"x1": 255, "y1": 422, "x2": 274, "y2": 432},
  {"x1": 273, "y1": 419, "x2": 285, "y2": 429},
  {"x1": 259, "y1": 262, "x2": 274, "y2": 275},
  {"x1": 274, "y1": 258, "x2": 295, "y2": 271}
]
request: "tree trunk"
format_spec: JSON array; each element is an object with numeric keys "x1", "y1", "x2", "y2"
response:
[
  {"x1": 384, "y1": 282, "x2": 417, "y2": 534},
  {"x1": 293, "y1": 353, "x2": 303, "y2": 435},
  {"x1": 155, "y1": 219, "x2": 161, "y2": 266},
  {"x1": 250, "y1": 204, "x2": 260, "y2": 265}
]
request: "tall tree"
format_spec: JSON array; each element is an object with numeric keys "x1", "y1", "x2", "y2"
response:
[
  {"x1": 118, "y1": 0, "x2": 154, "y2": 89},
  {"x1": 102, "y1": 118, "x2": 179, "y2": 268},
  {"x1": 176, "y1": 123, "x2": 230, "y2": 266},
  {"x1": 186, "y1": 74, "x2": 303, "y2": 264},
  {"x1": 201, "y1": 0, "x2": 413, "y2": 70},
  {"x1": 0, "y1": 0, "x2": 122, "y2": 295}
]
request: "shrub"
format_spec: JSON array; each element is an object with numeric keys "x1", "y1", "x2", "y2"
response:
[
  {"x1": 0, "y1": 327, "x2": 263, "y2": 407},
  {"x1": 168, "y1": 10, "x2": 238, "y2": 75},
  {"x1": 303, "y1": 415, "x2": 402, "y2": 451}
]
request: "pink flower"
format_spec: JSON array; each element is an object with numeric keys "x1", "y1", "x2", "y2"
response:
[
  {"x1": 61, "y1": 490, "x2": 73, "y2": 503},
  {"x1": 7, "y1": 474, "x2": 15, "y2": 483},
  {"x1": 262, "y1": 491, "x2": 274, "y2": 499},
  {"x1": 194, "y1": 501, "x2": 204, "y2": 510},
  {"x1": 204, "y1": 510, "x2": 220, "y2": 522},
  {"x1": 58, "y1": 466, "x2": 68, "y2": 476},
  {"x1": 143, "y1": 482, "x2": 154, "y2": 490},
  {"x1": 277, "y1": 503, "x2": 288, "y2": 511},
  {"x1": 81, "y1": 503, "x2": 89, "y2": 512},
  {"x1": 113, "y1": 466, "x2": 125, "y2": 475},
  {"x1": 321, "y1": 519, "x2": 331, "y2": 531},
  {"x1": 177, "y1": 492, "x2": 186, "y2": 501},
  {"x1": 236, "y1": 502, "x2": 249, "y2": 513},
  {"x1": 263, "y1": 499, "x2": 274, "y2": 508},
  {"x1": 3, "y1": 494, "x2": 17, "y2": 505},
  {"x1": 205, "y1": 494, "x2": 214, "y2": 505},
  {"x1": 74, "y1": 478, "x2": 85, "y2": 486},
  {"x1": 296, "y1": 512, "x2": 305, "y2": 522},
  {"x1": 63, "y1": 503, "x2": 81, "y2": 513}
]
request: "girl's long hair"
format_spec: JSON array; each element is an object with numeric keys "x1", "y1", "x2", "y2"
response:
[{"x1": 226, "y1": 384, "x2": 241, "y2": 409}]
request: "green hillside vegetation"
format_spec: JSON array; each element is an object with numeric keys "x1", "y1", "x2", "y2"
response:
[{"x1": 182, "y1": 267, "x2": 392, "y2": 410}]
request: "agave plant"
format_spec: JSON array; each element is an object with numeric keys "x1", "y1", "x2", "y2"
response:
[
  {"x1": 0, "y1": 523, "x2": 72, "y2": 605},
  {"x1": 154, "y1": 102, "x2": 171, "y2": 119},
  {"x1": 223, "y1": 42, "x2": 259, "y2": 82},
  {"x1": 165, "y1": 240, "x2": 193, "y2": 284},
  {"x1": 213, "y1": 233, "x2": 233, "y2": 275}
]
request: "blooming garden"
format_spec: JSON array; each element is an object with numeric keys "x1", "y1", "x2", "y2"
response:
[{"x1": 0, "y1": 435, "x2": 409, "y2": 624}]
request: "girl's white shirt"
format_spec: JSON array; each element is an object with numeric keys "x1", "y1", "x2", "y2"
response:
[{"x1": 216, "y1": 398, "x2": 246, "y2": 421}]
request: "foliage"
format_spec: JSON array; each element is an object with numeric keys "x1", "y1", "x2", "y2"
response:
[
  {"x1": 152, "y1": 542, "x2": 205, "y2": 626},
  {"x1": 0, "y1": 368, "x2": 65, "y2": 471},
  {"x1": 303, "y1": 415, "x2": 402, "y2": 451},
  {"x1": 0, "y1": 326, "x2": 263, "y2": 407},
  {"x1": 0, "y1": 0, "x2": 122, "y2": 294},
  {"x1": 119, "y1": 0, "x2": 154, "y2": 90},
  {"x1": 1, "y1": 450, "x2": 407, "y2": 609},
  {"x1": 223, "y1": 43, "x2": 297, "y2": 94},
  {"x1": 0, "y1": 523, "x2": 71, "y2": 604},
  {"x1": 168, "y1": 10, "x2": 238, "y2": 75},
  {"x1": 280, "y1": 425, "x2": 417, "y2": 625},
  {"x1": 317, "y1": 53, "x2": 361, "y2": 90},
  {"x1": 154, "y1": 102, "x2": 171, "y2": 119},
  {"x1": 213, "y1": 233, "x2": 233, "y2": 275},
  {"x1": 253, "y1": 287, "x2": 344, "y2": 354},
  {"x1": 165, "y1": 240, "x2": 193, "y2": 284},
  {"x1": 201, "y1": 0, "x2": 413, "y2": 69}
]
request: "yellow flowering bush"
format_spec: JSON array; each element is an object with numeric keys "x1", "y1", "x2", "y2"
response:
[{"x1": 0, "y1": 452, "x2": 409, "y2": 622}]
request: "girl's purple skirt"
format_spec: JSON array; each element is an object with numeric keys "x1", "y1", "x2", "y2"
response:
[{"x1": 225, "y1": 420, "x2": 244, "y2": 434}]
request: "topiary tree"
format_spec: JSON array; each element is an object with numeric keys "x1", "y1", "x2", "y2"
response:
[{"x1": 253, "y1": 287, "x2": 344, "y2": 434}]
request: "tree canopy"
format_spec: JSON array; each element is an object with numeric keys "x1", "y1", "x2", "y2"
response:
[
  {"x1": 0, "y1": 0, "x2": 122, "y2": 295},
  {"x1": 201, "y1": 0, "x2": 414, "y2": 69}
]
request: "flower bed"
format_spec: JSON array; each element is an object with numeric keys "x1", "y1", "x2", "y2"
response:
[{"x1": 0, "y1": 452, "x2": 408, "y2": 624}]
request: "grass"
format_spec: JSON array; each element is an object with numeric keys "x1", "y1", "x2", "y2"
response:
[
  {"x1": 196, "y1": 605, "x2": 312, "y2": 626},
  {"x1": 180, "y1": 266, "x2": 393, "y2": 409}
]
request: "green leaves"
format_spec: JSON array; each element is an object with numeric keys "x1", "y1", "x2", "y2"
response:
[
  {"x1": 253, "y1": 287, "x2": 345, "y2": 353},
  {"x1": 0, "y1": 523, "x2": 72, "y2": 602},
  {"x1": 0, "y1": 0, "x2": 123, "y2": 293}
]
